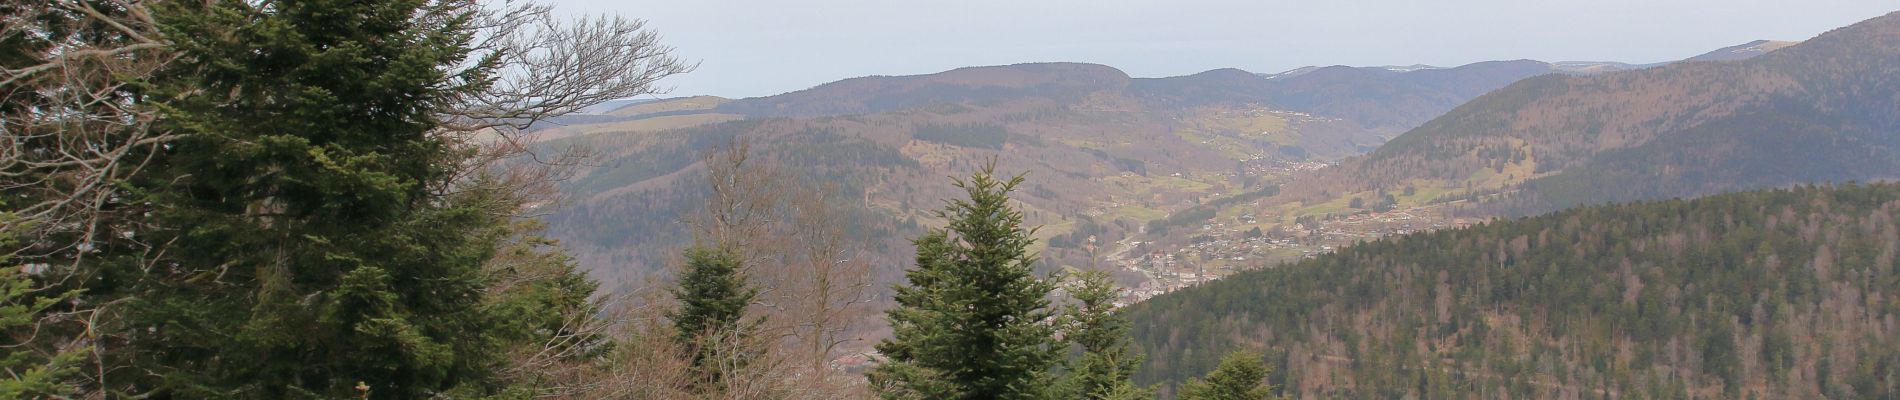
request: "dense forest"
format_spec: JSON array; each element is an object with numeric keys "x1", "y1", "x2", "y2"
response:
[
  {"x1": 1125, "y1": 183, "x2": 1900, "y2": 398},
  {"x1": 913, "y1": 122, "x2": 1009, "y2": 149}
]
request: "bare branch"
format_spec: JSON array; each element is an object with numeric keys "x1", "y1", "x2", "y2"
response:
[
  {"x1": 1, "y1": 0, "x2": 174, "y2": 271},
  {"x1": 437, "y1": 1, "x2": 694, "y2": 139}
]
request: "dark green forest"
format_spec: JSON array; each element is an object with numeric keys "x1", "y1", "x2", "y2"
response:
[
  {"x1": 913, "y1": 122, "x2": 1009, "y2": 149},
  {"x1": 1126, "y1": 183, "x2": 1900, "y2": 399}
]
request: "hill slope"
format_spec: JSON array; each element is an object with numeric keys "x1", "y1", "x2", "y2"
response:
[
  {"x1": 1253, "y1": 40, "x2": 1786, "y2": 139},
  {"x1": 712, "y1": 63, "x2": 1133, "y2": 118},
  {"x1": 1684, "y1": 40, "x2": 1799, "y2": 62},
  {"x1": 537, "y1": 63, "x2": 1379, "y2": 290},
  {"x1": 1124, "y1": 183, "x2": 1900, "y2": 399},
  {"x1": 1258, "y1": 60, "x2": 1590, "y2": 132},
  {"x1": 1289, "y1": 11, "x2": 1900, "y2": 215}
]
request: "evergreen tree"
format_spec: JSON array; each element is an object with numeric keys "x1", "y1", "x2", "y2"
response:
[
  {"x1": 96, "y1": 0, "x2": 535, "y2": 397},
  {"x1": 1057, "y1": 271, "x2": 1153, "y2": 400},
  {"x1": 1179, "y1": 351, "x2": 1277, "y2": 400},
  {"x1": 476, "y1": 218, "x2": 616, "y2": 397},
  {"x1": 668, "y1": 245, "x2": 759, "y2": 386},
  {"x1": 2, "y1": 6, "x2": 152, "y2": 396},
  {"x1": 872, "y1": 163, "x2": 1060, "y2": 400},
  {"x1": 0, "y1": 216, "x2": 85, "y2": 398},
  {"x1": 0, "y1": 271, "x2": 81, "y2": 398}
]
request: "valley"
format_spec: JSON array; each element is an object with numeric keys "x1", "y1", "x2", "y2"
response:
[
  {"x1": 14, "y1": 2, "x2": 1897, "y2": 398},
  {"x1": 531, "y1": 32, "x2": 1823, "y2": 306},
  {"x1": 515, "y1": 11, "x2": 1900, "y2": 397}
]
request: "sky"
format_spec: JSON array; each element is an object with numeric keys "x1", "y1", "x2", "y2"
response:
[{"x1": 550, "y1": 0, "x2": 1899, "y2": 99}]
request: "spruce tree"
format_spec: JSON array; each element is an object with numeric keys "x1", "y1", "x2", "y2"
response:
[
  {"x1": 1057, "y1": 271, "x2": 1153, "y2": 400},
  {"x1": 100, "y1": 0, "x2": 529, "y2": 397},
  {"x1": 872, "y1": 163, "x2": 1060, "y2": 400},
  {"x1": 1179, "y1": 351, "x2": 1278, "y2": 400},
  {"x1": 0, "y1": 217, "x2": 85, "y2": 398},
  {"x1": 668, "y1": 245, "x2": 759, "y2": 386}
]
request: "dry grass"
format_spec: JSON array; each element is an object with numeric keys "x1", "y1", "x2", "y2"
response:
[{"x1": 607, "y1": 95, "x2": 732, "y2": 117}]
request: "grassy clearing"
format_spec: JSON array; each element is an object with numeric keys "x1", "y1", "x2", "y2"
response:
[
  {"x1": 1028, "y1": 226, "x2": 1072, "y2": 255},
  {"x1": 1174, "y1": 128, "x2": 1257, "y2": 160},
  {"x1": 1203, "y1": 110, "x2": 1292, "y2": 144},
  {"x1": 1392, "y1": 179, "x2": 1461, "y2": 207},
  {"x1": 1171, "y1": 107, "x2": 1294, "y2": 159},
  {"x1": 1462, "y1": 138, "x2": 1541, "y2": 189},
  {"x1": 605, "y1": 95, "x2": 730, "y2": 117},
  {"x1": 1108, "y1": 204, "x2": 1167, "y2": 224},
  {"x1": 1155, "y1": 175, "x2": 1214, "y2": 192},
  {"x1": 900, "y1": 140, "x2": 968, "y2": 167},
  {"x1": 1287, "y1": 195, "x2": 1358, "y2": 221}
]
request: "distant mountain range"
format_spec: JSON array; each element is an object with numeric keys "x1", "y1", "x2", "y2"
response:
[
  {"x1": 1129, "y1": 11, "x2": 1900, "y2": 396},
  {"x1": 1291, "y1": 11, "x2": 1898, "y2": 214},
  {"x1": 509, "y1": 23, "x2": 1887, "y2": 392},
  {"x1": 1255, "y1": 60, "x2": 1636, "y2": 133},
  {"x1": 567, "y1": 38, "x2": 1794, "y2": 144},
  {"x1": 711, "y1": 62, "x2": 1131, "y2": 118},
  {"x1": 531, "y1": 31, "x2": 1823, "y2": 294},
  {"x1": 536, "y1": 62, "x2": 1383, "y2": 287},
  {"x1": 1683, "y1": 39, "x2": 1800, "y2": 62},
  {"x1": 670, "y1": 39, "x2": 1793, "y2": 146}
]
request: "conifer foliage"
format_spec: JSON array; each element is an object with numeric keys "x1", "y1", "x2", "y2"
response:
[
  {"x1": 669, "y1": 245, "x2": 759, "y2": 386},
  {"x1": 1129, "y1": 183, "x2": 1900, "y2": 398},
  {"x1": 0, "y1": 221, "x2": 85, "y2": 398},
  {"x1": 1178, "y1": 351, "x2": 1278, "y2": 400},
  {"x1": 6, "y1": 0, "x2": 680, "y2": 397},
  {"x1": 1057, "y1": 271, "x2": 1154, "y2": 400},
  {"x1": 871, "y1": 163, "x2": 1061, "y2": 400},
  {"x1": 87, "y1": 0, "x2": 568, "y2": 397}
]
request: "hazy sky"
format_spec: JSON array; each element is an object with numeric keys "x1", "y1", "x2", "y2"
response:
[{"x1": 551, "y1": 0, "x2": 1897, "y2": 98}]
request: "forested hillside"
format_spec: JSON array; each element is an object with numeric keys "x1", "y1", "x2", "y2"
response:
[
  {"x1": 535, "y1": 62, "x2": 1386, "y2": 289},
  {"x1": 534, "y1": 35, "x2": 1808, "y2": 290},
  {"x1": 1125, "y1": 183, "x2": 1900, "y2": 399},
  {"x1": 1259, "y1": 60, "x2": 1594, "y2": 133},
  {"x1": 1285, "y1": 11, "x2": 1900, "y2": 215}
]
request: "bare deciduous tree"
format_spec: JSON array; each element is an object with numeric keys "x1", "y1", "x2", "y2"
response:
[
  {"x1": 781, "y1": 181, "x2": 875, "y2": 380},
  {"x1": 4, "y1": 0, "x2": 690, "y2": 260},
  {"x1": 683, "y1": 138, "x2": 879, "y2": 398},
  {"x1": 442, "y1": 1, "x2": 693, "y2": 134},
  {"x1": 571, "y1": 286, "x2": 701, "y2": 399},
  {"x1": 691, "y1": 138, "x2": 787, "y2": 254},
  {"x1": 433, "y1": 0, "x2": 692, "y2": 197},
  {"x1": 1, "y1": 0, "x2": 172, "y2": 264},
  {"x1": 2, "y1": 2, "x2": 170, "y2": 394}
]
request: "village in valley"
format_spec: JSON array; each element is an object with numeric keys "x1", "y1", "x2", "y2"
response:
[
  {"x1": 1106, "y1": 208, "x2": 1479, "y2": 306},
  {"x1": 1062, "y1": 158, "x2": 1488, "y2": 307}
]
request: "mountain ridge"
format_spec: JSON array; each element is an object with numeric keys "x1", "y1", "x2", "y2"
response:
[
  {"x1": 712, "y1": 62, "x2": 1134, "y2": 118},
  {"x1": 1283, "y1": 11, "x2": 1900, "y2": 215},
  {"x1": 1684, "y1": 39, "x2": 1799, "y2": 62}
]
